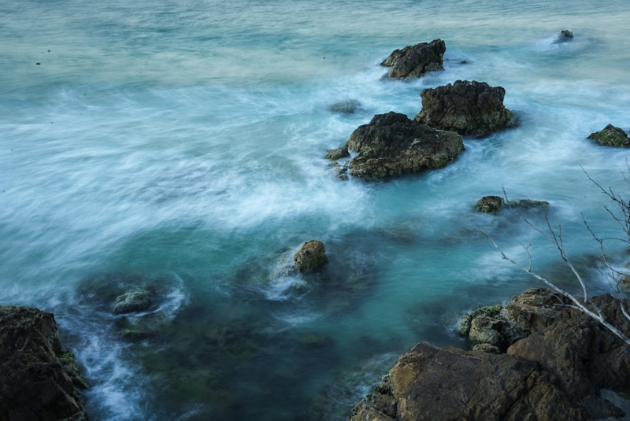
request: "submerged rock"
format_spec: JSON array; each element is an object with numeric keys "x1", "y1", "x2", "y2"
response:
[
  {"x1": 350, "y1": 288, "x2": 630, "y2": 421},
  {"x1": 330, "y1": 100, "x2": 361, "y2": 114},
  {"x1": 588, "y1": 124, "x2": 630, "y2": 147},
  {"x1": 344, "y1": 112, "x2": 464, "y2": 179},
  {"x1": 325, "y1": 146, "x2": 350, "y2": 160},
  {"x1": 113, "y1": 291, "x2": 152, "y2": 314},
  {"x1": 474, "y1": 195, "x2": 550, "y2": 214},
  {"x1": 414, "y1": 80, "x2": 516, "y2": 135},
  {"x1": 555, "y1": 29, "x2": 574, "y2": 43},
  {"x1": 294, "y1": 240, "x2": 329, "y2": 273},
  {"x1": 381, "y1": 39, "x2": 446, "y2": 80},
  {"x1": 0, "y1": 306, "x2": 89, "y2": 420},
  {"x1": 474, "y1": 195, "x2": 503, "y2": 214}
]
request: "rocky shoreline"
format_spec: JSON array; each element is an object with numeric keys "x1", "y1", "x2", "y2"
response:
[
  {"x1": 349, "y1": 288, "x2": 630, "y2": 421},
  {"x1": 0, "y1": 306, "x2": 89, "y2": 421}
]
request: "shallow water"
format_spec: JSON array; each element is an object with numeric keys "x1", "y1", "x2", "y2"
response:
[{"x1": 2, "y1": 0, "x2": 630, "y2": 419}]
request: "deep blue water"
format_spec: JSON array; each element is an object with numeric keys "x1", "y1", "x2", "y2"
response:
[{"x1": 2, "y1": 0, "x2": 630, "y2": 419}]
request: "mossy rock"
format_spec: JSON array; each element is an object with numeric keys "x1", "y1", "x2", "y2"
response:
[
  {"x1": 458, "y1": 305, "x2": 504, "y2": 336},
  {"x1": 113, "y1": 291, "x2": 152, "y2": 314},
  {"x1": 57, "y1": 350, "x2": 88, "y2": 389},
  {"x1": 330, "y1": 100, "x2": 361, "y2": 114},
  {"x1": 298, "y1": 334, "x2": 331, "y2": 347},
  {"x1": 588, "y1": 124, "x2": 630, "y2": 147},
  {"x1": 325, "y1": 147, "x2": 350, "y2": 160},
  {"x1": 472, "y1": 343, "x2": 501, "y2": 354},
  {"x1": 119, "y1": 329, "x2": 151, "y2": 341},
  {"x1": 474, "y1": 196, "x2": 503, "y2": 214}
]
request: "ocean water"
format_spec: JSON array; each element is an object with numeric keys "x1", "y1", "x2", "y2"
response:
[{"x1": 1, "y1": 0, "x2": 630, "y2": 419}]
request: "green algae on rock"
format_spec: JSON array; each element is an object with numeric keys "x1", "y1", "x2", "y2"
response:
[
  {"x1": 588, "y1": 124, "x2": 630, "y2": 147},
  {"x1": 114, "y1": 291, "x2": 152, "y2": 314},
  {"x1": 325, "y1": 146, "x2": 350, "y2": 160},
  {"x1": 0, "y1": 306, "x2": 89, "y2": 420},
  {"x1": 330, "y1": 100, "x2": 361, "y2": 114}
]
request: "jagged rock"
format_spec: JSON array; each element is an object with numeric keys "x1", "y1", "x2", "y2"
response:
[
  {"x1": 0, "y1": 306, "x2": 89, "y2": 421},
  {"x1": 588, "y1": 124, "x2": 630, "y2": 148},
  {"x1": 474, "y1": 196, "x2": 550, "y2": 214},
  {"x1": 325, "y1": 147, "x2": 350, "y2": 160},
  {"x1": 113, "y1": 291, "x2": 152, "y2": 315},
  {"x1": 414, "y1": 80, "x2": 516, "y2": 135},
  {"x1": 457, "y1": 304, "x2": 503, "y2": 336},
  {"x1": 351, "y1": 289, "x2": 630, "y2": 421},
  {"x1": 474, "y1": 195, "x2": 503, "y2": 214},
  {"x1": 294, "y1": 240, "x2": 328, "y2": 273},
  {"x1": 380, "y1": 39, "x2": 446, "y2": 80},
  {"x1": 555, "y1": 30, "x2": 574, "y2": 43},
  {"x1": 344, "y1": 112, "x2": 464, "y2": 179},
  {"x1": 331, "y1": 100, "x2": 361, "y2": 114},
  {"x1": 336, "y1": 164, "x2": 349, "y2": 181},
  {"x1": 469, "y1": 316, "x2": 504, "y2": 346}
]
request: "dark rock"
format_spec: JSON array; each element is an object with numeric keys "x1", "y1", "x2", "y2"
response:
[
  {"x1": 588, "y1": 124, "x2": 630, "y2": 148},
  {"x1": 0, "y1": 306, "x2": 89, "y2": 421},
  {"x1": 474, "y1": 195, "x2": 503, "y2": 214},
  {"x1": 469, "y1": 315, "x2": 504, "y2": 346},
  {"x1": 619, "y1": 275, "x2": 630, "y2": 293},
  {"x1": 414, "y1": 80, "x2": 516, "y2": 135},
  {"x1": 294, "y1": 240, "x2": 329, "y2": 273},
  {"x1": 330, "y1": 100, "x2": 361, "y2": 114},
  {"x1": 555, "y1": 30, "x2": 574, "y2": 43},
  {"x1": 507, "y1": 199, "x2": 550, "y2": 212},
  {"x1": 380, "y1": 39, "x2": 446, "y2": 80},
  {"x1": 325, "y1": 147, "x2": 350, "y2": 160},
  {"x1": 351, "y1": 288, "x2": 630, "y2": 420},
  {"x1": 457, "y1": 304, "x2": 503, "y2": 336},
  {"x1": 336, "y1": 164, "x2": 349, "y2": 181},
  {"x1": 113, "y1": 291, "x2": 152, "y2": 315},
  {"x1": 344, "y1": 112, "x2": 464, "y2": 179}
]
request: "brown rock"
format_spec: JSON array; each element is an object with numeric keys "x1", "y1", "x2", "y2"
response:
[
  {"x1": 381, "y1": 39, "x2": 446, "y2": 80},
  {"x1": 0, "y1": 306, "x2": 89, "y2": 421},
  {"x1": 294, "y1": 240, "x2": 328, "y2": 273}
]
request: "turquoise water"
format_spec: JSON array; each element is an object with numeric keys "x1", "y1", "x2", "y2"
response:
[{"x1": 2, "y1": 0, "x2": 630, "y2": 419}]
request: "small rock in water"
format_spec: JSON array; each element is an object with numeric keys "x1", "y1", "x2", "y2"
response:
[
  {"x1": 113, "y1": 291, "x2": 152, "y2": 314},
  {"x1": 381, "y1": 39, "x2": 446, "y2": 79},
  {"x1": 294, "y1": 240, "x2": 329, "y2": 273},
  {"x1": 555, "y1": 29, "x2": 574, "y2": 43},
  {"x1": 415, "y1": 80, "x2": 516, "y2": 135},
  {"x1": 587, "y1": 124, "x2": 630, "y2": 147},
  {"x1": 36, "y1": 62, "x2": 40, "y2": 65},
  {"x1": 330, "y1": 100, "x2": 361, "y2": 114},
  {"x1": 474, "y1": 196, "x2": 503, "y2": 214},
  {"x1": 325, "y1": 146, "x2": 350, "y2": 160}
]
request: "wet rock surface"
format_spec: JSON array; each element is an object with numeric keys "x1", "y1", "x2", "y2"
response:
[
  {"x1": 414, "y1": 80, "x2": 516, "y2": 135},
  {"x1": 381, "y1": 39, "x2": 446, "y2": 80},
  {"x1": 474, "y1": 195, "x2": 550, "y2": 214},
  {"x1": 113, "y1": 291, "x2": 152, "y2": 314},
  {"x1": 294, "y1": 240, "x2": 329, "y2": 273},
  {"x1": 555, "y1": 29, "x2": 574, "y2": 43},
  {"x1": 0, "y1": 306, "x2": 88, "y2": 421},
  {"x1": 331, "y1": 100, "x2": 361, "y2": 114},
  {"x1": 325, "y1": 147, "x2": 350, "y2": 160},
  {"x1": 350, "y1": 288, "x2": 630, "y2": 421},
  {"x1": 344, "y1": 112, "x2": 464, "y2": 179},
  {"x1": 588, "y1": 124, "x2": 630, "y2": 147}
]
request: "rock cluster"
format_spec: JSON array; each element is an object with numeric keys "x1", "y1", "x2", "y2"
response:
[
  {"x1": 349, "y1": 288, "x2": 630, "y2": 421},
  {"x1": 381, "y1": 39, "x2": 446, "y2": 80},
  {"x1": 344, "y1": 112, "x2": 464, "y2": 179},
  {"x1": 415, "y1": 80, "x2": 516, "y2": 135},
  {"x1": 474, "y1": 195, "x2": 550, "y2": 214},
  {"x1": 588, "y1": 124, "x2": 630, "y2": 148},
  {"x1": 294, "y1": 240, "x2": 329, "y2": 273},
  {"x1": 0, "y1": 306, "x2": 89, "y2": 421}
]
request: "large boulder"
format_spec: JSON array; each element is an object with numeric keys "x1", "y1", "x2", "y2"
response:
[
  {"x1": 351, "y1": 288, "x2": 630, "y2": 420},
  {"x1": 294, "y1": 240, "x2": 329, "y2": 273},
  {"x1": 113, "y1": 291, "x2": 152, "y2": 315},
  {"x1": 414, "y1": 80, "x2": 516, "y2": 135},
  {"x1": 588, "y1": 124, "x2": 630, "y2": 147},
  {"x1": 344, "y1": 112, "x2": 464, "y2": 179},
  {"x1": 0, "y1": 306, "x2": 89, "y2": 421},
  {"x1": 380, "y1": 39, "x2": 446, "y2": 80}
]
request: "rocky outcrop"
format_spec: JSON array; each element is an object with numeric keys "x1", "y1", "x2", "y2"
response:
[
  {"x1": 325, "y1": 147, "x2": 350, "y2": 161},
  {"x1": 0, "y1": 306, "x2": 89, "y2": 421},
  {"x1": 474, "y1": 195, "x2": 550, "y2": 214},
  {"x1": 350, "y1": 288, "x2": 630, "y2": 421},
  {"x1": 294, "y1": 240, "x2": 329, "y2": 273},
  {"x1": 555, "y1": 30, "x2": 574, "y2": 43},
  {"x1": 344, "y1": 112, "x2": 464, "y2": 179},
  {"x1": 414, "y1": 80, "x2": 516, "y2": 135},
  {"x1": 381, "y1": 39, "x2": 446, "y2": 80},
  {"x1": 331, "y1": 100, "x2": 361, "y2": 114},
  {"x1": 588, "y1": 124, "x2": 630, "y2": 148},
  {"x1": 113, "y1": 291, "x2": 152, "y2": 314}
]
